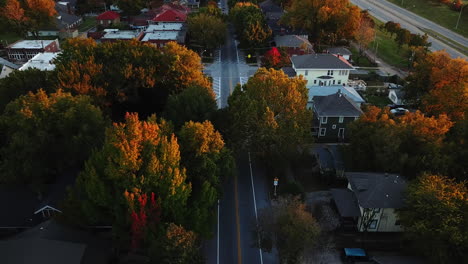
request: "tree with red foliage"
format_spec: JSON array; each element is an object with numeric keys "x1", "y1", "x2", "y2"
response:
[
  {"x1": 126, "y1": 190, "x2": 161, "y2": 250},
  {"x1": 261, "y1": 47, "x2": 290, "y2": 69}
]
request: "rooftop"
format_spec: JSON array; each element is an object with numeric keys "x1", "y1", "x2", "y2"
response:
[
  {"x1": 101, "y1": 30, "x2": 141, "y2": 40},
  {"x1": 291, "y1": 53, "x2": 354, "y2": 69},
  {"x1": 142, "y1": 31, "x2": 179, "y2": 41},
  {"x1": 152, "y1": 9, "x2": 187, "y2": 22},
  {"x1": 327, "y1": 47, "x2": 352, "y2": 56},
  {"x1": 146, "y1": 23, "x2": 183, "y2": 32},
  {"x1": 0, "y1": 57, "x2": 20, "y2": 69},
  {"x1": 281, "y1": 67, "x2": 296, "y2": 77},
  {"x1": 8, "y1": 40, "x2": 56, "y2": 50},
  {"x1": 274, "y1": 35, "x2": 312, "y2": 48},
  {"x1": 331, "y1": 188, "x2": 361, "y2": 218},
  {"x1": 347, "y1": 172, "x2": 407, "y2": 209},
  {"x1": 308, "y1": 85, "x2": 365, "y2": 104},
  {"x1": 19, "y1": 52, "x2": 60, "y2": 71},
  {"x1": 96, "y1": 11, "x2": 120, "y2": 20},
  {"x1": 313, "y1": 91, "x2": 363, "y2": 117}
]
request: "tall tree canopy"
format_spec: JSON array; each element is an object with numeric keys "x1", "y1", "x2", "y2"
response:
[
  {"x1": 405, "y1": 51, "x2": 468, "y2": 121},
  {"x1": 55, "y1": 39, "x2": 211, "y2": 118},
  {"x1": 228, "y1": 68, "x2": 312, "y2": 162},
  {"x1": 229, "y1": 2, "x2": 271, "y2": 47},
  {"x1": 187, "y1": 11, "x2": 227, "y2": 50},
  {"x1": 0, "y1": 0, "x2": 56, "y2": 37},
  {"x1": 347, "y1": 106, "x2": 453, "y2": 178},
  {"x1": 0, "y1": 90, "x2": 107, "y2": 187},
  {"x1": 398, "y1": 174, "x2": 468, "y2": 263},
  {"x1": 280, "y1": 0, "x2": 361, "y2": 44}
]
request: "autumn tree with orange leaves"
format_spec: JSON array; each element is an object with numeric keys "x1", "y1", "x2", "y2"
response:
[
  {"x1": 347, "y1": 106, "x2": 453, "y2": 178},
  {"x1": 398, "y1": 174, "x2": 468, "y2": 264},
  {"x1": 0, "y1": 0, "x2": 57, "y2": 37}
]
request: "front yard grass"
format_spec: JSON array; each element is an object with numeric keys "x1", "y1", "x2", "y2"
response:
[
  {"x1": 386, "y1": 0, "x2": 468, "y2": 38},
  {"x1": 349, "y1": 46, "x2": 377, "y2": 67},
  {"x1": 370, "y1": 19, "x2": 410, "y2": 69},
  {"x1": 78, "y1": 17, "x2": 96, "y2": 32}
]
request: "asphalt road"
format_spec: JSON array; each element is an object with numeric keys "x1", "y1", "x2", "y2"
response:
[{"x1": 350, "y1": 0, "x2": 467, "y2": 58}]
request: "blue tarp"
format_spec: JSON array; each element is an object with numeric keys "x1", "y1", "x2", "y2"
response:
[{"x1": 344, "y1": 248, "x2": 366, "y2": 257}]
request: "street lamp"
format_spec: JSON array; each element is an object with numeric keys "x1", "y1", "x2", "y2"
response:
[{"x1": 456, "y1": 4, "x2": 466, "y2": 30}]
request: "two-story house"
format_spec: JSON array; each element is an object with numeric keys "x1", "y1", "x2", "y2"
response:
[
  {"x1": 290, "y1": 53, "x2": 354, "y2": 86},
  {"x1": 312, "y1": 91, "x2": 363, "y2": 140},
  {"x1": 331, "y1": 172, "x2": 406, "y2": 232}
]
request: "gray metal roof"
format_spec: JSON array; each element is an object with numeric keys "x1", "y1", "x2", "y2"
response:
[
  {"x1": 313, "y1": 91, "x2": 363, "y2": 117},
  {"x1": 308, "y1": 85, "x2": 365, "y2": 104},
  {"x1": 346, "y1": 172, "x2": 407, "y2": 209},
  {"x1": 331, "y1": 188, "x2": 361, "y2": 218},
  {"x1": 291, "y1": 54, "x2": 354, "y2": 69},
  {"x1": 327, "y1": 47, "x2": 352, "y2": 56},
  {"x1": 0, "y1": 57, "x2": 20, "y2": 69},
  {"x1": 274, "y1": 35, "x2": 311, "y2": 48}
]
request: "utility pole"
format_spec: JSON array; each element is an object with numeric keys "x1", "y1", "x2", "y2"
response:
[{"x1": 456, "y1": 4, "x2": 466, "y2": 30}]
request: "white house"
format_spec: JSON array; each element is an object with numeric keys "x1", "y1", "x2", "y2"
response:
[
  {"x1": 290, "y1": 53, "x2": 354, "y2": 86},
  {"x1": 326, "y1": 47, "x2": 352, "y2": 61},
  {"x1": 342, "y1": 172, "x2": 406, "y2": 232},
  {"x1": 19, "y1": 52, "x2": 60, "y2": 71},
  {"x1": 0, "y1": 57, "x2": 20, "y2": 79},
  {"x1": 388, "y1": 83, "x2": 405, "y2": 105}
]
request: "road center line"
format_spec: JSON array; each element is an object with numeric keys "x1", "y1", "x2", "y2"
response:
[
  {"x1": 248, "y1": 152, "x2": 263, "y2": 264},
  {"x1": 234, "y1": 173, "x2": 242, "y2": 264}
]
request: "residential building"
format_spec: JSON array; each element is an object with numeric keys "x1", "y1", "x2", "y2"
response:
[
  {"x1": 326, "y1": 47, "x2": 352, "y2": 61},
  {"x1": 142, "y1": 23, "x2": 186, "y2": 46},
  {"x1": 312, "y1": 91, "x2": 363, "y2": 140},
  {"x1": 346, "y1": 172, "x2": 406, "y2": 232},
  {"x1": 313, "y1": 144, "x2": 345, "y2": 179},
  {"x1": 291, "y1": 54, "x2": 354, "y2": 86},
  {"x1": 19, "y1": 52, "x2": 60, "y2": 71},
  {"x1": 100, "y1": 30, "x2": 144, "y2": 42},
  {"x1": 6, "y1": 40, "x2": 60, "y2": 62},
  {"x1": 0, "y1": 57, "x2": 20, "y2": 79},
  {"x1": 28, "y1": 3, "x2": 82, "y2": 39},
  {"x1": 274, "y1": 35, "x2": 313, "y2": 55},
  {"x1": 388, "y1": 83, "x2": 405, "y2": 105},
  {"x1": 307, "y1": 85, "x2": 365, "y2": 108},
  {"x1": 96, "y1": 11, "x2": 121, "y2": 26},
  {"x1": 151, "y1": 9, "x2": 187, "y2": 23},
  {"x1": 331, "y1": 173, "x2": 406, "y2": 232}
]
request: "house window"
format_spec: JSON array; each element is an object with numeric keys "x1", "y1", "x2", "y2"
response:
[
  {"x1": 338, "y1": 116, "x2": 344, "y2": 123},
  {"x1": 338, "y1": 80, "x2": 341, "y2": 85},
  {"x1": 332, "y1": 80, "x2": 335, "y2": 85},
  {"x1": 330, "y1": 70, "x2": 334, "y2": 75},
  {"x1": 369, "y1": 220, "x2": 378, "y2": 229},
  {"x1": 321, "y1": 117, "x2": 328, "y2": 124},
  {"x1": 327, "y1": 70, "x2": 331, "y2": 76},
  {"x1": 314, "y1": 80, "x2": 317, "y2": 84},
  {"x1": 319, "y1": 128, "x2": 326, "y2": 136},
  {"x1": 332, "y1": 124, "x2": 336, "y2": 129},
  {"x1": 304, "y1": 70, "x2": 308, "y2": 76}
]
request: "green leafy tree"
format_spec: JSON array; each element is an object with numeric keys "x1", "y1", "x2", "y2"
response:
[
  {"x1": 396, "y1": 28, "x2": 411, "y2": 47},
  {"x1": 398, "y1": 174, "x2": 468, "y2": 263},
  {"x1": 256, "y1": 196, "x2": 321, "y2": 264},
  {"x1": 280, "y1": 0, "x2": 361, "y2": 44},
  {"x1": 178, "y1": 121, "x2": 235, "y2": 236},
  {"x1": 188, "y1": 12, "x2": 227, "y2": 50},
  {"x1": 227, "y1": 68, "x2": 312, "y2": 163},
  {"x1": 116, "y1": 0, "x2": 145, "y2": 15},
  {"x1": 164, "y1": 85, "x2": 217, "y2": 129},
  {"x1": 229, "y1": 2, "x2": 271, "y2": 47},
  {"x1": 0, "y1": 90, "x2": 107, "y2": 187},
  {"x1": 0, "y1": 68, "x2": 54, "y2": 113}
]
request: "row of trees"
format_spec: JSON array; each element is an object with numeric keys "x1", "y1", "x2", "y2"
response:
[
  {"x1": 229, "y1": 2, "x2": 272, "y2": 48},
  {"x1": 0, "y1": 40, "x2": 235, "y2": 261},
  {"x1": 382, "y1": 21, "x2": 431, "y2": 48}
]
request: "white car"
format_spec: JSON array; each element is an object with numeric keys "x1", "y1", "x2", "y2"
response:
[{"x1": 390, "y1": 108, "x2": 409, "y2": 115}]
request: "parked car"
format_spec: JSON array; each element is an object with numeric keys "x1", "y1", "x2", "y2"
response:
[
  {"x1": 342, "y1": 248, "x2": 370, "y2": 263},
  {"x1": 390, "y1": 107, "x2": 409, "y2": 116}
]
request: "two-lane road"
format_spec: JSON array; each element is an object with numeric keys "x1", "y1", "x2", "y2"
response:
[{"x1": 350, "y1": 0, "x2": 467, "y2": 58}]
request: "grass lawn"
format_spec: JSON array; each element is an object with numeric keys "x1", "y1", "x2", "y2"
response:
[
  {"x1": 386, "y1": 0, "x2": 468, "y2": 38},
  {"x1": 349, "y1": 46, "x2": 378, "y2": 67},
  {"x1": 78, "y1": 17, "x2": 96, "y2": 32},
  {"x1": 361, "y1": 92, "x2": 393, "y2": 107},
  {"x1": 370, "y1": 19, "x2": 410, "y2": 69}
]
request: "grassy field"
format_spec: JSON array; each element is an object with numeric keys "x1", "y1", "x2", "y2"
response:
[
  {"x1": 370, "y1": 19, "x2": 410, "y2": 68},
  {"x1": 387, "y1": 0, "x2": 468, "y2": 38},
  {"x1": 349, "y1": 46, "x2": 378, "y2": 67},
  {"x1": 78, "y1": 17, "x2": 97, "y2": 32}
]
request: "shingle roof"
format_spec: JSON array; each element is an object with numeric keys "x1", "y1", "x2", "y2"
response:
[
  {"x1": 291, "y1": 54, "x2": 354, "y2": 69},
  {"x1": 152, "y1": 9, "x2": 187, "y2": 22},
  {"x1": 281, "y1": 67, "x2": 296, "y2": 77},
  {"x1": 346, "y1": 172, "x2": 407, "y2": 209},
  {"x1": 308, "y1": 85, "x2": 365, "y2": 104},
  {"x1": 274, "y1": 35, "x2": 312, "y2": 48},
  {"x1": 259, "y1": 0, "x2": 283, "y2": 13},
  {"x1": 327, "y1": 47, "x2": 352, "y2": 56},
  {"x1": 312, "y1": 90, "x2": 363, "y2": 117},
  {"x1": 96, "y1": 11, "x2": 120, "y2": 20},
  {"x1": 331, "y1": 188, "x2": 361, "y2": 218}
]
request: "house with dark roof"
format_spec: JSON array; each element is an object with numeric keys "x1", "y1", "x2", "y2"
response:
[
  {"x1": 388, "y1": 83, "x2": 405, "y2": 105},
  {"x1": 291, "y1": 54, "x2": 354, "y2": 87},
  {"x1": 96, "y1": 11, "x2": 120, "y2": 27},
  {"x1": 151, "y1": 9, "x2": 187, "y2": 22},
  {"x1": 331, "y1": 172, "x2": 407, "y2": 232},
  {"x1": 0, "y1": 57, "x2": 20, "y2": 79},
  {"x1": 312, "y1": 91, "x2": 363, "y2": 140},
  {"x1": 308, "y1": 85, "x2": 365, "y2": 108},
  {"x1": 274, "y1": 35, "x2": 313, "y2": 55},
  {"x1": 326, "y1": 47, "x2": 352, "y2": 61}
]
